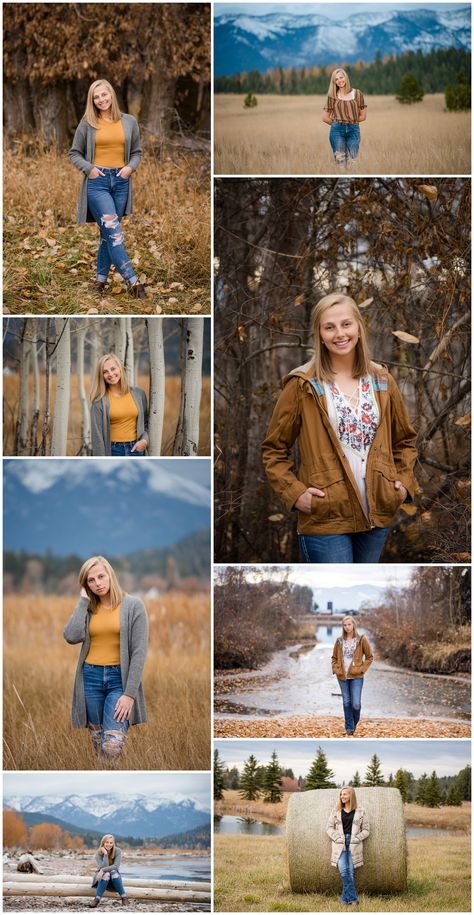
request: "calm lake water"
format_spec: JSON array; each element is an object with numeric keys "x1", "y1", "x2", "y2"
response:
[
  {"x1": 214, "y1": 815, "x2": 460, "y2": 840},
  {"x1": 120, "y1": 855, "x2": 210, "y2": 881},
  {"x1": 216, "y1": 624, "x2": 470, "y2": 722}
]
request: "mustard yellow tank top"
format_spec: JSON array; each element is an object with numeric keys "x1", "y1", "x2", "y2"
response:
[
  {"x1": 108, "y1": 391, "x2": 138, "y2": 442},
  {"x1": 85, "y1": 603, "x2": 121, "y2": 665},
  {"x1": 93, "y1": 119, "x2": 125, "y2": 167}
]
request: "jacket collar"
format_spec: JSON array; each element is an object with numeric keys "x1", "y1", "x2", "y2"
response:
[{"x1": 283, "y1": 361, "x2": 390, "y2": 425}]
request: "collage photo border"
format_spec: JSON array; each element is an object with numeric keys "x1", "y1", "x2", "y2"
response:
[{"x1": 2, "y1": 1, "x2": 473, "y2": 915}]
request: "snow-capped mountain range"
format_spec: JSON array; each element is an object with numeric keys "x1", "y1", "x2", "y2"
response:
[
  {"x1": 214, "y1": 6, "x2": 471, "y2": 75},
  {"x1": 4, "y1": 794, "x2": 211, "y2": 840}
]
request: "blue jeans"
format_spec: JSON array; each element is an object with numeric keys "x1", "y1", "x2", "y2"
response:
[
  {"x1": 330, "y1": 122, "x2": 360, "y2": 164},
  {"x1": 338, "y1": 834, "x2": 358, "y2": 904},
  {"x1": 87, "y1": 168, "x2": 138, "y2": 284},
  {"x1": 96, "y1": 869, "x2": 126, "y2": 899},
  {"x1": 338, "y1": 677, "x2": 364, "y2": 733},
  {"x1": 111, "y1": 440, "x2": 146, "y2": 456},
  {"x1": 298, "y1": 527, "x2": 389, "y2": 563},
  {"x1": 83, "y1": 663, "x2": 128, "y2": 756}
]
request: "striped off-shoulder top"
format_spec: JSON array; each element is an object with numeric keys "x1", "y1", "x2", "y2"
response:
[{"x1": 325, "y1": 88, "x2": 366, "y2": 124}]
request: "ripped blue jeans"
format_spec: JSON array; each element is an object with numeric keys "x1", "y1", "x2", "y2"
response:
[
  {"x1": 83, "y1": 662, "x2": 129, "y2": 758},
  {"x1": 95, "y1": 869, "x2": 126, "y2": 899},
  {"x1": 87, "y1": 168, "x2": 138, "y2": 285}
]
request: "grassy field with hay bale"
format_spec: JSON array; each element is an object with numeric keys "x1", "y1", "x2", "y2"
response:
[{"x1": 214, "y1": 833, "x2": 470, "y2": 912}]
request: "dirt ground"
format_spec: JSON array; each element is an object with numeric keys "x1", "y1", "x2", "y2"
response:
[{"x1": 214, "y1": 715, "x2": 470, "y2": 739}]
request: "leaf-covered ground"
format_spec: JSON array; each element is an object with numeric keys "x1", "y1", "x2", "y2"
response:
[
  {"x1": 4, "y1": 148, "x2": 210, "y2": 315},
  {"x1": 214, "y1": 715, "x2": 471, "y2": 739}
]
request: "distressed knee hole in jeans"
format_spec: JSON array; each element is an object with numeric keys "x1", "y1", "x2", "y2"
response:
[
  {"x1": 89, "y1": 725, "x2": 102, "y2": 755},
  {"x1": 101, "y1": 213, "x2": 120, "y2": 230},
  {"x1": 103, "y1": 729, "x2": 127, "y2": 757}
]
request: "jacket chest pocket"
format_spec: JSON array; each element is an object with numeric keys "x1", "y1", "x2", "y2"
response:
[
  {"x1": 306, "y1": 463, "x2": 353, "y2": 520},
  {"x1": 372, "y1": 458, "x2": 403, "y2": 514}
]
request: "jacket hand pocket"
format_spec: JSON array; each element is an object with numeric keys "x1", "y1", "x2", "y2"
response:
[
  {"x1": 372, "y1": 459, "x2": 403, "y2": 515},
  {"x1": 308, "y1": 465, "x2": 352, "y2": 520}
]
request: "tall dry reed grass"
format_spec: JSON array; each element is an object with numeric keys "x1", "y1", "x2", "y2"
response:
[
  {"x1": 4, "y1": 592, "x2": 210, "y2": 770},
  {"x1": 3, "y1": 374, "x2": 211, "y2": 456},
  {"x1": 214, "y1": 94, "x2": 470, "y2": 175},
  {"x1": 4, "y1": 147, "x2": 210, "y2": 314}
]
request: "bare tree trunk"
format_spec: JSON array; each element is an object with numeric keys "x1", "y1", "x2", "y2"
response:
[
  {"x1": 173, "y1": 318, "x2": 203, "y2": 455},
  {"x1": 29, "y1": 319, "x2": 40, "y2": 455},
  {"x1": 51, "y1": 318, "x2": 71, "y2": 456},
  {"x1": 89, "y1": 319, "x2": 101, "y2": 383},
  {"x1": 40, "y1": 319, "x2": 52, "y2": 455},
  {"x1": 14, "y1": 319, "x2": 31, "y2": 456},
  {"x1": 77, "y1": 320, "x2": 92, "y2": 455},
  {"x1": 124, "y1": 316, "x2": 135, "y2": 386},
  {"x1": 113, "y1": 318, "x2": 127, "y2": 363},
  {"x1": 146, "y1": 318, "x2": 165, "y2": 456}
]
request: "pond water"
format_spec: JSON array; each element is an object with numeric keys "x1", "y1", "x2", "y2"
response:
[
  {"x1": 216, "y1": 624, "x2": 470, "y2": 721},
  {"x1": 213, "y1": 816, "x2": 460, "y2": 840},
  {"x1": 214, "y1": 815, "x2": 284, "y2": 836},
  {"x1": 120, "y1": 855, "x2": 211, "y2": 881}
]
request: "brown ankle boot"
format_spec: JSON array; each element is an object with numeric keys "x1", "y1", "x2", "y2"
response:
[
  {"x1": 94, "y1": 280, "x2": 106, "y2": 295},
  {"x1": 90, "y1": 898, "x2": 100, "y2": 907},
  {"x1": 128, "y1": 282, "x2": 147, "y2": 301}
]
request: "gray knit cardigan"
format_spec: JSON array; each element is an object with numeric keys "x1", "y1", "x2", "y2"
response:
[
  {"x1": 92, "y1": 848, "x2": 122, "y2": 887},
  {"x1": 90, "y1": 386, "x2": 149, "y2": 456},
  {"x1": 68, "y1": 113, "x2": 142, "y2": 224},
  {"x1": 63, "y1": 595, "x2": 148, "y2": 728}
]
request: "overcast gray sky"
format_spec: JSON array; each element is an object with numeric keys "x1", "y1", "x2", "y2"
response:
[
  {"x1": 4, "y1": 772, "x2": 211, "y2": 809},
  {"x1": 215, "y1": 563, "x2": 414, "y2": 589},
  {"x1": 214, "y1": 739, "x2": 470, "y2": 779},
  {"x1": 215, "y1": 2, "x2": 468, "y2": 19}
]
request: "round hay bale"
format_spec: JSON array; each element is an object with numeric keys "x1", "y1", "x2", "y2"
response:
[{"x1": 287, "y1": 787, "x2": 407, "y2": 894}]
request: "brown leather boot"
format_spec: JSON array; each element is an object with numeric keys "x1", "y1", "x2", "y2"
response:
[
  {"x1": 121, "y1": 896, "x2": 129, "y2": 905},
  {"x1": 94, "y1": 280, "x2": 107, "y2": 295},
  {"x1": 90, "y1": 898, "x2": 100, "y2": 907},
  {"x1": 128, "y1": 282, "x2": 147, "y2": 301}
]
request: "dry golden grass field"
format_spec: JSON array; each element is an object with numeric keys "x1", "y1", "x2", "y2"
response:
[
  {"x1": 4, "y1": 148, "x2": 210, "y2": 315},
  {"x1": 214, "y1": 94, "x2": 470, "y2": 175},
  {"x1": 214, "y1": 833, "x2": 471, "y2": 912},
  {"x1": 3, "y1": 373, "x2": 211, "y2": 456},
  {"x1": 4, "y1": 592, "x2": 210, "y2": 770}
]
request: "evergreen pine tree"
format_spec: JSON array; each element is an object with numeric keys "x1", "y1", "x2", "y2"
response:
[
  {"x1": 351, "y1": 771, "x2": 362, "y2": 787},
  {"x1": 214, "y1": 749, "x2": 225, "y2": 801},
  {"x1": 263, "y1": 750, "x2": 283, "y2": 803},
  {"x1": 239, "y1": 754, "x2": 261, "y2": 801},
  {"x1": 445, "y1": 71, "x2": 471, "y2": 111},
  {"x1": 364, "y1": 754, "x2": 384, "y2": 786},
  {"x1": 394, "y1": 769, "x2": 410, "y2": 803},
  {"x1": 457, "y1": 765, "x2": 471, "y2": 801},
  {"x1": 424, "y1": 771, "x2": 444, "y2": 808},
  {"x1": 396, "y1": 72, "x2": 424, "y2": 104},
  {"x1": 416, "y1": 773, "x2": 429, "y2": 806},
  {"x1": 304, "y1": 747, "x2": 336, "y2": 790},
  {"x1": 446, "y1": 782, "x2": 463, "y2": 807}
]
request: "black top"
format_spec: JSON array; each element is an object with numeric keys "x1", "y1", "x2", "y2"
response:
[{"x1": 341, "y1": 808, "x2": 355, "y2": 835}]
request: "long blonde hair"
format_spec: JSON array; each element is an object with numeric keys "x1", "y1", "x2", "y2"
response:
[
  {"x1": 310, "y1": 292, "x2": 375, "y2": 382},
  {"x1": 83, "y1": 79, "x2": 121, "y2": 128},
  {"x1": 336, "y1": 786, "x2": 357, "y2": 812},
  {"x1": 98, "y1": 834, "x2": 116, "y2": 866},
  {"x1": 327, "y1": 68, "x2": 351, "y2": 98},
  {"x1": 79, "y1": 557, "x2": 124, "y2": 613},
  {"x1": 89, "y1": 354, "x2": 130, "y2": 403},
  {"x1": 341, "y1": 615, "x2": 359, "y2": 640}
]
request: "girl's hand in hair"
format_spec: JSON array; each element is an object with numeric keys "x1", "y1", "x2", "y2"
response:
[
  {"x1": 131, "y1": 439, "x2": 147, "y2": 453},
  {"x1": 81, "y1": 587, "x2": 88, "y2": 598},
  {"x1": 117, "y1": 165, "x2": 132, "y2": 179},
  {"x1": 114, "y1": 694, "x2": 135, "y2": 722},
  {"x1": 89, "y1": 167, "x2": 105, "y2": 179},
  {"x1": 295, "y1": 487, "x2": 325, "y2": 514},
  {"x1": 394, "y1": 481, "x2": 407, "y2": 502}
]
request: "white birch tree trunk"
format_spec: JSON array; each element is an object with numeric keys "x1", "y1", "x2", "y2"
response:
[
  {"x1": 40, "y1": 319, "x2": 52, "y2": 455},
  {"x1": 124, "y1": 316, "x2": 135, "y2": 386},
  {"x1": 147, "y1": 318, "x2": 165, "y2": 455},
  {"x1": 77, "y1": 320, "x2": 92, "y2": 455},
  {"x1": 89, "y1": 319, "x2": 101, "y2": 380},
  {"x1": 51, "y1": 318, "x2": 71, "y2": 456},
  {"x1": 29, "y1": 319, "x2": 40, "y2": 455},
  {"x1": 15, "y1": 318, "x2": 32, "y2": 455},
  {"x1": 173, "y1": 318, "x2": 203, "y2": 456},
  {"x1": 113, "y1": 318, "x2": 127, "y2": 363}
]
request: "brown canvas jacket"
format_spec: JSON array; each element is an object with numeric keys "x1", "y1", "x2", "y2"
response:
[
  {"x1": 326, "y1": 806, "x2": 370, "y2": 868},
  {"x1": 331, "y1": 634, "x2": 374, "y2": 681},
  {"x1": 261, "y1": 361, "x2": 418, "y2": 535}
]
